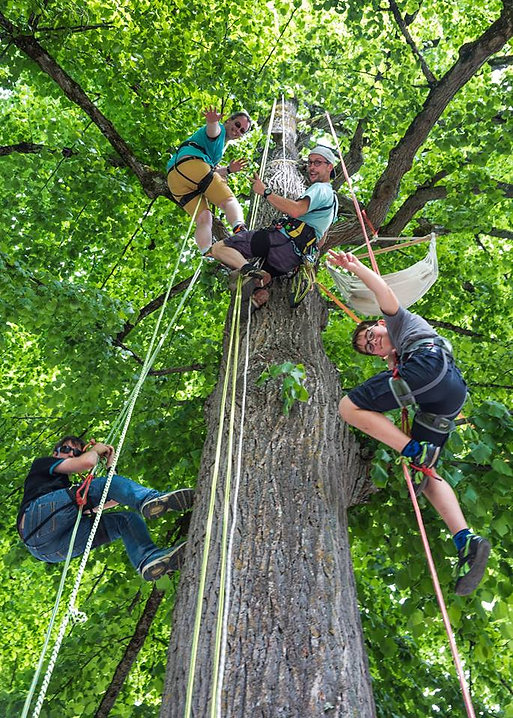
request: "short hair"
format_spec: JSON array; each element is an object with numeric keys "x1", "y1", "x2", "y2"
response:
[
  {"x1": 54, "y1": 435, "x2": 86, "y2": 453},
  {"x1": 351, "y1": 320, "x2": 378, "y2": 355},
  {"x1": 228, "y1": 111, "x2": 252, "y2": 131}
]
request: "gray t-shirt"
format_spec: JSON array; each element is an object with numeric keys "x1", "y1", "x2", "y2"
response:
[{"x1": 383, "y1": 306, "x2": 438, "y2": 356}]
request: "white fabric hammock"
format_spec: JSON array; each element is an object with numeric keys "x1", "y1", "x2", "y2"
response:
[{"x1": 327, "y1": 233, "x2": 438, "y2": 316}]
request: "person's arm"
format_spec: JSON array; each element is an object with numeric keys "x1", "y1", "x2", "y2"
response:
[
  {"x1": 327, "y1": 250, "x2": 399, "y2": 315},
  {"x1": 203, "y1": 106, "x2": 223, "y2": 139},
  {"x1": 252, "y1": 173, "x2": 310, "y2": 218},
  {"x1": 56, "y1": 443, "x2": 115, "y2": 475}
]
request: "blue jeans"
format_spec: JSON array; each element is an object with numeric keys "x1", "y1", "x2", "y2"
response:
[{"x1": 21, "y1": 475, "x2": 169, "y2": 574}]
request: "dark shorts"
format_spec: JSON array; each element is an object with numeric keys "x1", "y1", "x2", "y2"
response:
[
  {"x1": 224, "y1": 228, "x2": 302, "y2": 276},
  {"x1": 348, "y1": 347, "x2": 468, "y2": 445}
]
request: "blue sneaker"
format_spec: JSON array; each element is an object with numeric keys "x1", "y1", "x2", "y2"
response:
[
  {"x1": 141, "y1": 488, "x2": 194, "y2": 520},
  {"x1": 140, "y1": 542, "x2": 187, "y2": 581},
  {"x1": 454, "y1": 535, "x2": 491, "y2": 596}
]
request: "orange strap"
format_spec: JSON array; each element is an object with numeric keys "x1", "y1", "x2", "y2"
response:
[{"x1": 316, "y1": 281, "x2": 361, "y2": 323}]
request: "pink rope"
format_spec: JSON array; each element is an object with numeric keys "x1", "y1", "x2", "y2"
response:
[
  {"x1": 401, "y1": 462, "x2": 476, "y2": 718},
  {"x1": 325, "y1": 111, "x2": 381, "y2": 276}
]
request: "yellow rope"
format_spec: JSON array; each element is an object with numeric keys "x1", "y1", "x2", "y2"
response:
[{"x1": 184, "y1": 276, "x2": 243, "y2": 718}]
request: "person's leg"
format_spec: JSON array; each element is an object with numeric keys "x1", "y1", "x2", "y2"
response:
[
  {"x1": 211, "y1": 240, "x2": 248, "y2": 269},
  {"x1": 100, "y1": 512, "x2": 186, "y2": 580},
  {"x1": 421, "y1": 474, "x2": 467, "y2": 534},
  {"x1": 87, "y1": 475, "x2": 194, "y2": 516},
  {"x1": 21, "y1": 490, "x2": 80, "y2": 563},
  {"x1": 168, "y1": 160, "x2": 212, "y2": 252},
  {"x1": 204, "y1": 175, "x2": 245, "y2": 232},
  {"x1": 195, "y1": 209, "x2": 214, "y2": 253},
  {"x1": 99, "y1": 511, "x2": 159, "y2": 572},
  {"x1": 219, "y1": 195, "x2": 244, "y2": 229},
  {"x1": 87, "y1": 475, "x2": 155, "y2": 512},
  {"x1": 339, "y1": 396, "x2": 409, "y2": 452}
]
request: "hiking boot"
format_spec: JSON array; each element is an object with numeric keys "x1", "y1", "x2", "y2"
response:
[
  {"x1": 232, "y1": 222, "x2": 247, "y2": 234},
  {"x1": 411, "y1": 441, "x2": 440, "y2": 469},
  {"x1": 251, "y1": 287, "x2": 270, "y2": 309},
  {"x1": 140, "y1": 542, "x2": 187, "y2": 581},
  {"x1": 454, "y1": 535, "x2": 491, "y2": 596},
  {"x1": 229, "y1": 264, "x2": 271, "y2": 291},
  {"x1": 141, "y1": 488, "x2": 194, "y2": 520}
]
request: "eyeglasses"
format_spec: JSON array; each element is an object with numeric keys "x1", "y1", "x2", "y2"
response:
[
  {"x1": 363, "y1": 325, "x2": 378, "y2": 354},
  {"x1": 234, "y1": 120, "x2": 248, "y2": 135},
  {"x1": 307, "y1": 159, "x2": 330, "y2": 167},
  {"x1": 58, "y1": 445, "x2": 83, "y2": 457}
]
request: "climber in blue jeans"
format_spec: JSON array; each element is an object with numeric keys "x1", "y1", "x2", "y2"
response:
[{"x1": 17, "y1": 435, "x2": 194, "y2": 581}]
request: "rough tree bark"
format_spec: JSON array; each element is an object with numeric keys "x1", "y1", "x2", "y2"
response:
[{"x1": 161, "y1": 101, "x2": 376, "y2": 718}]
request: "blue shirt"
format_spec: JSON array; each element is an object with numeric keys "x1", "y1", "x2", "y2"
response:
[
  {"x1": 294, "y1": 182, "x2": 338, "y2": 239},
  {"x1": 167, "y1": 125, "x2": 226, "y2": 171}
]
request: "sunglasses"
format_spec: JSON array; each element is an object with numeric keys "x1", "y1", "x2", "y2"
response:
[
  {"x1": 234, "y1": 120, "x2": 248, "y2": 135},
  {"x1": 58, "y1": 445, "x2": 83, "y2": 457}
]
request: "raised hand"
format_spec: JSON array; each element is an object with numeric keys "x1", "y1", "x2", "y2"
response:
[{"x1": 204, "y1": 106, "x2": 223, "y2": 124}]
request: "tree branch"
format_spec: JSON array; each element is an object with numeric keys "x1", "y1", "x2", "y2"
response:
[
  {"x1": 0, "y1": 11, "x2": 169, "y2": 199},
  {"x1": 488, "y1": 54, "x2": 513, "y2": 69},
  {"x1": 94, "y1": 585, "x2": 165, "y2": 718},
  {"x1": 257, "y1": 6, "x2": 298, "y2": 76},
  {"x1": 387, "y1": 0, "x2": 437, "y2": 86},
  {"x1": 34, "y1": 23, "x2": 115, "y2": 35},
  {"x1": 424, "y1": 319, "x2": 485, "y2": 338},
  {"x1": 381, "y1": 170, "x2": 448, "y2": 235},
  {"x1": 113, "y1": 340, "x2": 204, "y2": 375},
  {"x1": 489, "y1": 227, "x2": 513, "y2": 240},
  {"x1": 365, "y1": 4, "x2": 513, "y2": 230},
  {"x1": 115, "y1": 276, "x2": 194, "y2": 342},
  {"x1": 0, "y1": 141, "x2": 46, "y2": 156}
]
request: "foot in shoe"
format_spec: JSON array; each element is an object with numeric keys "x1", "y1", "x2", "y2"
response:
[
  {"x1": 454, "y1": 535, "x2": 491, "y2": 595},
  {"x1": 140, "y1": 542, "x2": 187, "y2": 581},
  {"x1": 141, "y1": 488, "x2": 194, "y2": 519}
]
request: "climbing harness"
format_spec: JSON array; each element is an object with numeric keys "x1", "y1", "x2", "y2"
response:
[
  {"x1": 273, "y1": 191, "x2": 338, "y2": 262},
  {"x1": 23, "y1": 201, "x2": 205, "y2": 718}
]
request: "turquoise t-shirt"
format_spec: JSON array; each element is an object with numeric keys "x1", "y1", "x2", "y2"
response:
[
  {"x1": 297, "y1": 182, "x2": 338, "y2": 239},
  {"x1": 167, "y1": 125, "x2": 226, "y2": 171}
]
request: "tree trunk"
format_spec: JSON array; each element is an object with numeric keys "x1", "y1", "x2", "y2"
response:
[{"x1": 161, "y1": 101, "x2": 376, "y2": 718}]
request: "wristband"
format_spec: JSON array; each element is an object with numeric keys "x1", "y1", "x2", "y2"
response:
[{"x1": 226, "y1": 166, "x2": 232, "y2": 175}]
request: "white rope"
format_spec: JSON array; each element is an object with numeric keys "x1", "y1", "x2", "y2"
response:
[
  {"x1": 248, "y1": 99, "x2": 277, "y2": 231},
  {"x1": 25, "y1": 205, "x2": 204, "y2": 718}
]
